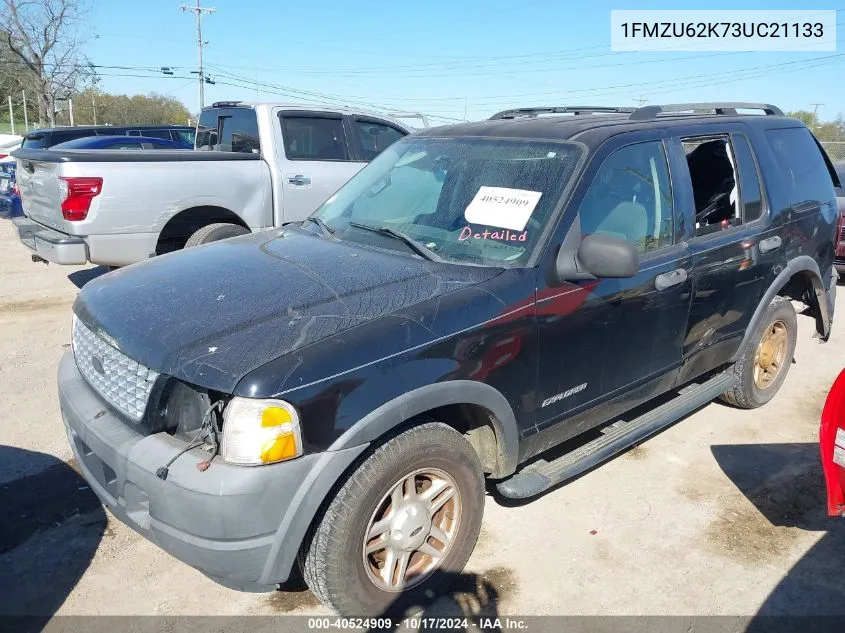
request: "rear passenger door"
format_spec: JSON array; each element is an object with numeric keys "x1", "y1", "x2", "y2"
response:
[
  {"x1": 278, "y1": 111, "x2": 366, "y2": 221},
  {"x1": 672, "y1": 130, "x2": 775, "y2": 380}
]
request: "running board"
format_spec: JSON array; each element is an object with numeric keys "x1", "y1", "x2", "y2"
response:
[{"x1": 496, "y1": 373, "x2": 739, "y2": 499}]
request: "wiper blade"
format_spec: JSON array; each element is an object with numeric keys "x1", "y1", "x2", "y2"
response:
[
  {"x1": 348, "y1": 222, "x2": 442, "y2": 262},
  {"x1": 302, "y1": 216, "x2": 336, "y2": 239}
]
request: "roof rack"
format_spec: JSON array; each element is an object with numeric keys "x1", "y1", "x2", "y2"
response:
[
  {"x1": 629, "y1": 102, "x2": 783, "y2": 121},
  {"x1": 489, "y1": 106, "x2": 635, "y2": 120},
  {"x1": 209, "y1": 100, "x2": 244, "y2": 108}
]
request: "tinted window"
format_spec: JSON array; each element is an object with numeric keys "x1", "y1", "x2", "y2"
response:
[
  {"x1": 579, "y1": 141, "x2": 674, "y2": 253},
  {"x1": 50, "y1": 130, "x2": 97, "y2": 145},
  {"x1": 355, "y1": 120, "x2": 405, "y2": 160},
  {"x1": 766, "y1": 127, "x2": 836, "y2": 207},
  {"x1": 220, "y1": 109, "x2": 260, "y2": 153},
  {"x1": 281, "y1": 115, "x2": 348, "y2": 160},
  {"x1": 732, "y1": 135, "x2": 763, "y2": 223},
  {"x1": 22, "y1": 134, "x2": 47, "y2": 149}
]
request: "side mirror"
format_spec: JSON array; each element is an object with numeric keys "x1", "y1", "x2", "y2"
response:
[
  {"x1": 577, "y1": 234, "x2": 639, "y2": 278},
  {"x1": 554, "y1": 232, "x2": 640, "y2": 283}
]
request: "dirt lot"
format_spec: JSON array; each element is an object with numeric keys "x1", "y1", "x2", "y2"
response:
[{"x1": 1, "y1": 217, "x2": 844, "y2": 620}]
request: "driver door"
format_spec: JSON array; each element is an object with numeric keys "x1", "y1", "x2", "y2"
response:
[{"x1": 531, "y1": 137, "x2": 693, "y2": 438}]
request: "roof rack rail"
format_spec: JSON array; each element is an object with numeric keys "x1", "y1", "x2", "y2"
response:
[
  {"x1": 629, "y1": 102, "x2": 783, "y2": 121},
  {"x1": 489, "y1": 106, "x2": 635, "y2": 120}
]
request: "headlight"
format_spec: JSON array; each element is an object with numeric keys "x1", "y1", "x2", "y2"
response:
[{"x1": 221, "y1": 398, "x2": 303, "y2": 465}]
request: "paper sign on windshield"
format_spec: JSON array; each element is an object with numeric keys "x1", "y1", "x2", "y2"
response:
[{"x1": 464, "y1": 187, "x2": 542, "y2": 231}]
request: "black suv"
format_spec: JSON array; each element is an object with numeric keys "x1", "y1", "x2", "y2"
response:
[{"x1": 60, "y1": 102, "x2": 839, "y2": 615}]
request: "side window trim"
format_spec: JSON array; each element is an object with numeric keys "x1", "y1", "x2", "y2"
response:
[
  {"x1": 279, "y1": 110, "x2": 353, "y2": 162},
  {"x1": 730, "y1": 131, "x2": 769, "y2": 226}
]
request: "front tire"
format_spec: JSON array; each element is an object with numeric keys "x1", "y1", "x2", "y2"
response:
[
  {"x1": 302, "y1": 422, "x2": 484, "y2": 616},
  {"x1": 184, "y1": 222, "x2": 250, "y2": 248},
  {"x1": 721, "y1": 296, "x2": 797, "y2": 409}
]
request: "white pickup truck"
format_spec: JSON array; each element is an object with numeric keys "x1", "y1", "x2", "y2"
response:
[{"x1": 12, "y1": 102, "x2": 413, "y2": 266}]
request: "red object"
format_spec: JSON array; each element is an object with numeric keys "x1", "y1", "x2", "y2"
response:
[
  {"x1": 820, "y1": 369, "x2": 845, "y2": 516},
  {"x1": 60, "y1": 176, "x2": 102, "y2": 221},
  {"x1": 589, "y1": 530, "x2": 598, "y2": 535},
  {"x1": 0, "y1": 153, "x2": 8, "y2": 160}
]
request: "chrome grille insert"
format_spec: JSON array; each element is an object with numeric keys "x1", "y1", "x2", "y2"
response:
[{"x1": 71, "y1": 316, "x2": 159, "y2": 421}]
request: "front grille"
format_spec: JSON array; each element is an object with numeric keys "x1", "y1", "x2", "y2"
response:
[{"x1": 72, "y1": 316, "x2": 159, "y2": 421}]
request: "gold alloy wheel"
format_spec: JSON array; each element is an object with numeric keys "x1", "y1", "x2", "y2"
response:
[
  {"x1": 362, "y1": 468, "x2": 461, "y2": 592},
  {"x1": 753, "y1": 319, "x2": 789, "y2": 390}
]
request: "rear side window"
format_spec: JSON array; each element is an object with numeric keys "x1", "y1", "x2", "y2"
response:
[
  {"x1": 766, "y1": 127, "x2": 836, "y2": 208},
  {"x1": 281, "y1": 115, "x2": 349, "y2": 161},
  {"x1": 354, "y1": 120, "x2": 406, "y2": 160}
]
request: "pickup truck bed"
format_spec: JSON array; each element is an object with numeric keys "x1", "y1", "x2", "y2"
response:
[{"x1": 13, "y1": 102, "x2": 412, "y2": 267}]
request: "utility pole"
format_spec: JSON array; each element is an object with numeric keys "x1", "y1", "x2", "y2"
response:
[
  {"x1": 68, "y1": 99, "x2": 74, "y2": 126},
  {"x1": 8, "y1": 96, "x2": 14, "y2": 134},
  {"x1": 181, "y1": 0, "x2": 215, "y2": 110},
  {"x1": 810, "y1": 103, "x2": 824, "y2": 130},
  {"x1": 92, "y1": 95, "x2": 97, "y2": 125},
  {"x1": 22, "y1": 91, "x2": 28, "y2": 131}
]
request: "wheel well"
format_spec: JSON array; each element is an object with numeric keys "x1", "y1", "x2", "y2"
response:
[
  {"x1": 418, "y1": 403, "x2": 501, "y2": 475},
  {"x1": 156, "y1": 206, "x2": 249, "y2": 255},
  {"x1": 777, "y1": 269, "x2": 827, "y2": 337}
]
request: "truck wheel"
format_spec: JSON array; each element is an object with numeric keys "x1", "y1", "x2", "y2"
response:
[
  {"x1": 301, "y1": 422, "x2": 484, "y2": 616},
  {"x1": 184, "y1": 223, "x2": 249, "y2": 248},
  {"x1": 720, "y1": 296, "x2": 797, "y2": 409}
]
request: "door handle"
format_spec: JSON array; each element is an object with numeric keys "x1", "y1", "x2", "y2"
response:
[
  {"x1": 655, "y1": 268, "x2": 688, "y2": 291},
  {"x1": 759, "y1": 236, "x2": 782, "y2": 254},
  {"x1": 287, "y1": 174, "x2": 311, "y2": 187}
]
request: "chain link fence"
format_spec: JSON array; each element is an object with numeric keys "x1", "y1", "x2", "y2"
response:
[{"x1": 821, "y1": 141, "x2": 845, "y2": 164}]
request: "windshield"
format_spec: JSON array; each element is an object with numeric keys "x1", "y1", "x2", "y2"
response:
[{"x1": 313, "y1": 136, "x2": 582, "y2": 266}]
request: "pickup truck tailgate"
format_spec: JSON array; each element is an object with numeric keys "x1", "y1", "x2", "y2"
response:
[{"x1": 15, "y1": 157, "x2": 71, "y2": 232}]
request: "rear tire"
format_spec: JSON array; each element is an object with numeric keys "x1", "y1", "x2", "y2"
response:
[
  {"x1": 720, "y1": 296, "x2": 797, "y2": 409},
  {"x1": 184, "y1": 222, "x2": 249, "y2": 248},
  {"x1": 301, "y1": 422, "x2": 484, "y2": 616}
]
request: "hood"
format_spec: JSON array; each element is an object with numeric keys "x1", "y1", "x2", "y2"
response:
[{"x1": 74, "y1": 228, "x2": 501, "y2": 393}]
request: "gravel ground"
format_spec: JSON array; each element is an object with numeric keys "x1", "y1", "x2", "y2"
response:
[{"x1": 1, "y1": 218, "x2": 844, "y2": 622}]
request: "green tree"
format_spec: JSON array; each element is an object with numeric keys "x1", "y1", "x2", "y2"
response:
[
  {"x1": 786, "y1": 110, "x2": 819, "y2": 128},
  {"x1": 66, "y1": 89, "x2": 191, "y2": 127}
]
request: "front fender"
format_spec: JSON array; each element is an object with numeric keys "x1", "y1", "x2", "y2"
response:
[{"x1": 328, "y1": 380, "x2": 520, "y2": 478}]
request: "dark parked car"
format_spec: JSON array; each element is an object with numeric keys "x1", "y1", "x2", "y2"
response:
[
  {"x1": 19, "y1": 124, "x2": 195, "y2": 150},
  {"x1": 0, "y1": 163, "x2": 21, "y2": 219},
  {"x1": 50, "y1": 135, "x2": 192, "y2": 150},
  {"x1": 59, "y1": 103, "x2": 838, "y2": 615}
]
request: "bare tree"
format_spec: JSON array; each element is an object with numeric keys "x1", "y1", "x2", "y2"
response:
[{"x1": 0, "y1": 0, "x2": 95, "y2": 127}]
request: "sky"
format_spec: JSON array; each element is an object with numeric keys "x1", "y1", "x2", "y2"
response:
[{"x1": 82, "y1": 0, "x2": 845, "y2": 124}]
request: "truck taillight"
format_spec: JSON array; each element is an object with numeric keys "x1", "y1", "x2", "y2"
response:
[{"x1": 59, "y1": 177, "x2": 102, "y2": 221}]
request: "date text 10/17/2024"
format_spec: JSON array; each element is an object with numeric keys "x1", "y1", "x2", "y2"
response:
[{"x1": 307, "y1": 617, "x2": 529, "y2": 630}]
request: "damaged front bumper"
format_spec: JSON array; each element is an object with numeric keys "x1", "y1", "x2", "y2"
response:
[{"x1": 57, "y1": 351, "x2": 366, "y2": 591}]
